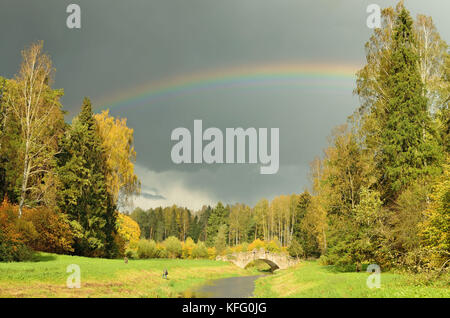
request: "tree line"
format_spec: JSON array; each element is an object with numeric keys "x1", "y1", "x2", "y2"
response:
[{"x1": 130, "y1": 196, "x2": 308, "y2": 253}]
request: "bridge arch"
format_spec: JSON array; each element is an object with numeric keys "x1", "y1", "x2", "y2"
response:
[
  {"x1": 244, "y1": 258, "x2": 280, "y2": 271},
  {"x1": 216, "y1": 248, "x2": 299, "y2": 270}
]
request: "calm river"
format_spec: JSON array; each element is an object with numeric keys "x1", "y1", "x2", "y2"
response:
[{"x1": 182, "y1": 275, "x2": 265, "y2": 298}]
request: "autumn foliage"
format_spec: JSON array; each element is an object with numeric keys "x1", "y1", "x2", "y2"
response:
[
  {"x1": 0, "y1": 199, "x2": 75, "y2": 258},
  {"x1": 22, "y1": 206, "x2": 74, "y2": 254},
  {"x1": 420, "y1": 156, "x2": 450, "y2": 267},
  {"x1": 0, "y1": 197, "x2": 143, "y2": 260},
  {"x1": 117, "y1": 213, "x2": 141, "y2": 250},
  {"x1": 0, "y1": 199, "x2": 35, "y2": 261}
]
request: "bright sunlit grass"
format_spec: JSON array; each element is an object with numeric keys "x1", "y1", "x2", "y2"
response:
[
  {"x1": 0, "y1": 252, "x2": 247, "y2": 297},
  {"x1": 1, "y1": 254, "x2": 448, "y2": 298},
  {"x1": 253, "y1": 260, "x2": 450, "y2": 298}
]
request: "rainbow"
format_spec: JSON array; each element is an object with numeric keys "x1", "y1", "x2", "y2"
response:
[{"x1": 94, "y1": 62, "x2": 360, "y2": 111}]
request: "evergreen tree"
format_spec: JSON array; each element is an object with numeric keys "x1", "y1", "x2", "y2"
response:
[
  {"x1": 294, "y1": 191, "x2": 320, "y2": 257},
  {"x1": 214, "y1": 224, "x2": 228, "y2": 254},
  {"x1": 57, "y1": 97, "x2": 118, "y2": 257},
  {"x1": 206, "y1": 202, "x2": 229, "y2": 247},
  {"x1": 188, "y1": 214, "x2": 204, "y2": 242},
  {"x1": 198, "y1": 206, "x2": 212, "y2": 242},
  {"x1": 379, "y1": 6, "x2": 442, "y2": 201}
]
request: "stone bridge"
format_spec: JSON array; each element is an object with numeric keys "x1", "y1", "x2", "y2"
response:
[{"x1": 216, "y1": 248, "x2": 299, "y2": 270}]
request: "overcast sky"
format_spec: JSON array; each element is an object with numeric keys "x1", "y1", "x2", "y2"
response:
[{"x1": 1, "y1": 1, "x2": 449, "y2": 211}]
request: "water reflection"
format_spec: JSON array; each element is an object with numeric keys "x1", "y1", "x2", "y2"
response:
[{"x1": 181, "y1": 274, "x2": 265, "y2": 298}]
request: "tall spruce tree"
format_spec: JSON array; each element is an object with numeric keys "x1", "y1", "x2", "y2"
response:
[
  {"x1": 57, "y1": 97, "x2": 118, "y2": 258},
  {"x1": 379, "y1": 7, "x2": 441, "y2": 201},
  {"x1": 206, "y1": 202, "x2": 229, "y2": 247}
]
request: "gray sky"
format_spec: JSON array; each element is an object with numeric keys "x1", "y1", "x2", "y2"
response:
[{"x1": 1, "y1": 0, "x2": 449, "y2": 210}]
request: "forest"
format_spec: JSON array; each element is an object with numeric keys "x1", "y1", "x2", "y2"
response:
[{"x1": 0, "y1": 2, "x2": 449, "y2": 276}]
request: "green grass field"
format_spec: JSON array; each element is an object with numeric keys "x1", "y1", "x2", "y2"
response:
[
  {"x1": 254, "y1": 261, "x2": 450, "y2": 298},
  {"x1": 0, "y1": 253, "x2": 248, "y2": 298},
  {"x1": 1, "y1": 254, "x2": 448, "y2": 298}
]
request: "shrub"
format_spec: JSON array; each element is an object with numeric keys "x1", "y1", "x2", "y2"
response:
[
  {"x1": 223, "y1": 246, "x2": 232, "y2": 256},
  {"x1": 125, "y1": 248, "x2": 138, "y2": 259},
  {"x1": 182, "y1": 237, "x2": 195, "y2": 259},
  {"x1": 288, "y1": 239, "x2": 304, "y2": 258},
  {"x1": 318, "y1": 255, "x2": 329, "y2": 265},
  {"x1": 191, "y1": 241, "x2": 209, "y2": 259},
  {"x1": 0, "y1": 229, "x2": 34, "y2": 262},
  {"x1": 137, "y1": 239, "x2": 159, "y2": 259},
  {"x1": 248, "y1": 239, "x2": 265, "y2": 251},
  {"x1": 207, "y1": 247, "x2": 217, "y2": 260},
  {"x1": 164, "y1": 236, "x2": 182, "y2": 258},
  {"x1": 157, "y1": 243, "x2": 168, "y2": 258},
  {"x1": 22, "y1": 207, "x2": 74, "y2": 254},
  {"x1": 229, "y1": 244, "x2": 247, "y2": 254},
  {"x1": 267, "y1": 239, "x2": 282, "y2": 252},
  {"x1": 0, "y1": 199, "x2": 36, "y2": 262}
]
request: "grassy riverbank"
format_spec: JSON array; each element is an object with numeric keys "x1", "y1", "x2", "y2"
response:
[
  {"x1": 0, "y1": 253, "x2": 248, "y2": 297},
  {"x1": 2, "y1": 255, "x2": 448, "y2": 298},
  {"x1": 253, "y1": 260, "x2": 450, "y2": 298}
]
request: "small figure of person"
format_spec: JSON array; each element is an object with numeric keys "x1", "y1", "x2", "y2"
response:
[
  {"x1": 162, "y1": 268, "x2": 168, "y2": 279},
  {"x1": 124, "y1": 256, "x2": 128, "y2": 264}
]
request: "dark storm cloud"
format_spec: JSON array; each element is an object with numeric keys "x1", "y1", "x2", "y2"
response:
[
  {"x1": 139, "y1": 186, "x2": 166, "y2": 200},
  {"x1": 140, "y1": 192, "x2": 166, "y2": 201},
  {"x1": 1, "y1": 0, "x2": 449, "y2": 209}
]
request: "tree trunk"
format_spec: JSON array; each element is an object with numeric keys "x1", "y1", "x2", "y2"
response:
[{"x1": 18, "y1": 145, "x2": 30, "y2": 218}]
